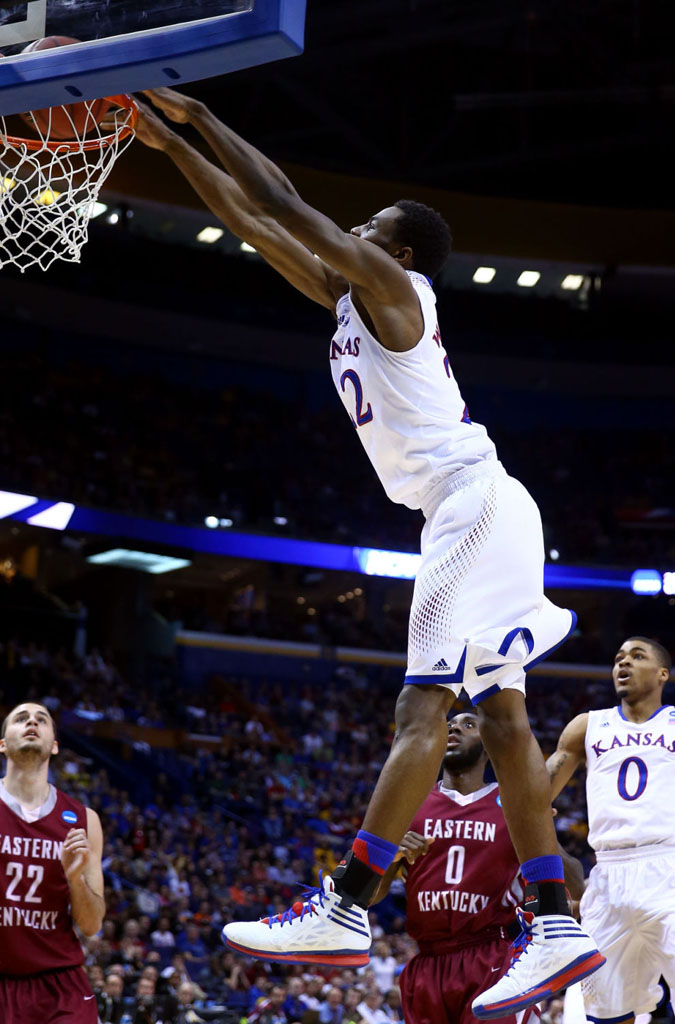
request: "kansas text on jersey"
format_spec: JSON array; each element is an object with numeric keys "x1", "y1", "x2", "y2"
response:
[
  {"x1": 585, "y1": 704, "x2": 675, "y2": 852},
  {"x1": 330, "y1": 272, "x2": 497, "y2": 510}
]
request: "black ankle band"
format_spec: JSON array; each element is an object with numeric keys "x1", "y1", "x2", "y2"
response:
[
  {"x1": 523, "y1": 880, "x2": 570, "y2": 917},
  {"x1": 332, "y1": 850, "x2": 381, "y2": 910}
]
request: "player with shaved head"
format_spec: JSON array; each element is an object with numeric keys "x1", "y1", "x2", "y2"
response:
[
  {"x1": 373, "y1": 713, "x2": 583, "y2": 1024},
  {"x1": 0, "y1": 702, "x2": 105, "y2": 1023},
  {"x1": 548, "y1": 637, "x2": 674, "y2": 1024}
]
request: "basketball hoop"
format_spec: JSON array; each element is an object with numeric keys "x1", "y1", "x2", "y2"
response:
[{"x1": 0, "y1": 94, "x2": 137, "y2": 272}]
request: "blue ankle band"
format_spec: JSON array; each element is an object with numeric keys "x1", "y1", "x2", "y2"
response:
[
  {"x1": 353, "y1": 830, "x2": 399, "y2": 875},
  {"x1": 521, "y1": 854, "x2": 565, "y2": 885}
]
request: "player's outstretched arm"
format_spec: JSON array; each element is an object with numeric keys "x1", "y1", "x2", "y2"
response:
[
  {"x1": 61, "y1": 808, "x2": 106, "y2": 937},
  {"x1": 135, "y1": 102, "x2": 345, "y2": 310},
  {"x1": 547, "y1": 713, "x2": 589, "y2": 801},
  {"x1": 144, "y1": 89, "x2": 415, "y2": 305}
]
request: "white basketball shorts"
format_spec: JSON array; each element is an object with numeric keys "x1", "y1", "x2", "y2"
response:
[
  {"x1": 405, "y1": 461, "x2": 575, "y2": 703},
  {"x1": 580, "y1": 845, "x2": 675, "y2": 1020}
]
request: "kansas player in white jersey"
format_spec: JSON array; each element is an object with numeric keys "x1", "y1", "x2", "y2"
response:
[
  {"x1": 548, "y1": 636, "x2": 675, "y2": 1024},
  {"x1": 137, "y1": 89, "x2": 604, "y2": 1017}
]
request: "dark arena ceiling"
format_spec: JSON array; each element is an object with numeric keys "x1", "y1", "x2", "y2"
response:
[{"x1": 185, "y1": 0, "x2": 675, "y2": 209}]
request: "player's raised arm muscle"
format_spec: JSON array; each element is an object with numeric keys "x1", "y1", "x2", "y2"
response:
[
  {"x1": 547, "y1": 713, "x2": 589, "y2": 801},
  {"x1": 135, "y1": 101, "x2": 344, "y2": 311},
  {"x1": 145, "y1": 90, "x2": 413, "y2": 303}
]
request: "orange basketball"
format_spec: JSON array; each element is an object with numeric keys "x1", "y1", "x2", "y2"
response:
[{"x1": 20, "y1": 37, "x2": 112, "y2": 140}]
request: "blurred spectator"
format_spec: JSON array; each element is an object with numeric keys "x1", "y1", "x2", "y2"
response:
[
  {"x1": 355, "y1": 989, "x2": 389, "y2": 1024},
  {"x1": 319, "y1": 986, "x2": 345, "y2": 1024},
  {"x1": 368, "y1": 941, "x2": 397, "y2": 994},
  {"x1": 248, "y1": 983, "x2": 289, "y2": 1024},
  {"x1": 175, "y1": 923, "x2": 209, "y2": 980},
  {"x1": 381, "y1": 987, "x2": 404, "y2": 1022},
  {"x1": 132, "y1": 976, "x2": 172, "y2": 1024},
  {"x1": 282, "y1": 977, "x2": 307, "y2": 1022},
  {"x1": 343, "y1": 989, "x2": 362, "y2": 1022},
  {"x1": 299, "y1": 976, "x2": 323, "y2": 1012},
  {"x1": 97, "y1": 971, "x2": 125, "y2": 1023},
  {"x1": 175, "y1": 981, "x2": 206, "y2": 1024},
  {"x1": 150, "y1": 916, "x2": 176, "y2": 964}
]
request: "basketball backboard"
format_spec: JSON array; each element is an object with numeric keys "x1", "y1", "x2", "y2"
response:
[{"x1": 0, "y1": 0, "x2": 306, "y2": 116}]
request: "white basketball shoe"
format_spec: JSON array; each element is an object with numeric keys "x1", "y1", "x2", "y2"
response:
[
  {"x1": 222, "y1": 873, "x2": 371, "y2": 966},
  {"x1": 472, "y1": 908, "x2": 605, "y2": 1019}
]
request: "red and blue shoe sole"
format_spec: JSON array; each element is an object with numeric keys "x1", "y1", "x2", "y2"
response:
[
  {"x1": 223, "y1": 936, "x2": 370, "y2": 967},
  {"x1": 473, "y1": 950, "x2": 606, "y2": 1019}
]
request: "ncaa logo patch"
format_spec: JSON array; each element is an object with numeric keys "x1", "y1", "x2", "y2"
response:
[
  {"x1": 61, "y1": 810, "x2": 78, "y2": 825},
  {"x1": 496, "y1": 795, "x2": 502, "y2": 807}
]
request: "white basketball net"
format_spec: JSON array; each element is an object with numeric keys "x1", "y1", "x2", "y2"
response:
[{"x1": 0, "y1": 97, "x2": 136, "y2": 272}]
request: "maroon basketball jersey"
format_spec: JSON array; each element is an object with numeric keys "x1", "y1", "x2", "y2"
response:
[
  {"x1": 405, "y1": 782, "x2": 521, "y2": 948},
  {"x1": 0, "y1": 784, "x2": 87, "y2": 975}
]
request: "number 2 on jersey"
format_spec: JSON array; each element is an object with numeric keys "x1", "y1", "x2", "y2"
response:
[{"x1": 340, "y1": 369, "x2": 373, "y2": 428}]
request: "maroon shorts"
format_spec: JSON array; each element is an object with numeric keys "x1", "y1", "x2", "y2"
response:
[
  {"x1": 400, "y1": 935, "x2": 541, "y2": 1024},
  {"x1": 0, "y1": 965, "x2": 97, "y2": 1024}
]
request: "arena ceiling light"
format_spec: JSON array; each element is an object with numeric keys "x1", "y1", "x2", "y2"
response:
[
  {"x1": 355, "y1": 547, "x2": 422, "y2": 579},
  {"x1": 629, "y1": 569, "x2": 663, "y2": 595},
  {"x1": 26, "y1": 502, "x2": 75, "y2": 531},
  {"x1": 197, "y1": 226, "x2": 224, "y2": 243},
  {"x1": 0, "y1": 486, "x2": 654, "y2": 591},
  {"x1": 561, "y1": 274, "x2": 584, "y2": 291},
  {"x1": 240, "y1": 241, "x2": 257, "y2": 253},
  {"x1": 0, "y1": 489, "x2": 38, "y2": 518},
  {"x1": 517, "y1": 271, "x2": 541, "y2": 288},
  {"x1": 472, "y1": 266, "x2": 496, "y2": 284},
  {"x1": 87, "y1": 548, "x2": 191, "y2": 574},
  {"x1": 35, "y1": 188, "x2": 61, "y2": 207}
]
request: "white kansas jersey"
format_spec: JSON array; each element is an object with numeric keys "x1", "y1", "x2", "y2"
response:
[
  {"x1": 329, "y1": 271, "x2": 497, "y2": 510},
  {"x1": 584, "y1": 704, "x2": 675, "y2": 852}
]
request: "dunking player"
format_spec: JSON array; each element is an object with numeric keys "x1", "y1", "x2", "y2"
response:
[
  {"x1": 548, "y1": 637, "x2": 675, "y2": 1024},
  {"x1": 372, "y1": 713, "x2": 583, "y2": 1024},
  {"x1": 137, "y1": 90, "x2": 604, "y2": 1016},
  {"x1": 0, "y1": 702, "x2": 105, "y2": 1023}
]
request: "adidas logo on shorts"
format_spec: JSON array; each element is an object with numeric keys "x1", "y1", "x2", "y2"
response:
[{"x1": 432, "y1": 658, "x2": 449, "y2": 671}]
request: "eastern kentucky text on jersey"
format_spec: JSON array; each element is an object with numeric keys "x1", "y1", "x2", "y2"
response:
[
  {"x1": 405, "y1": 783, "x2": 521, "y2": 946},
  {"x1": 0, "y1": 785, "x2": 87, "y2": 974}
]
